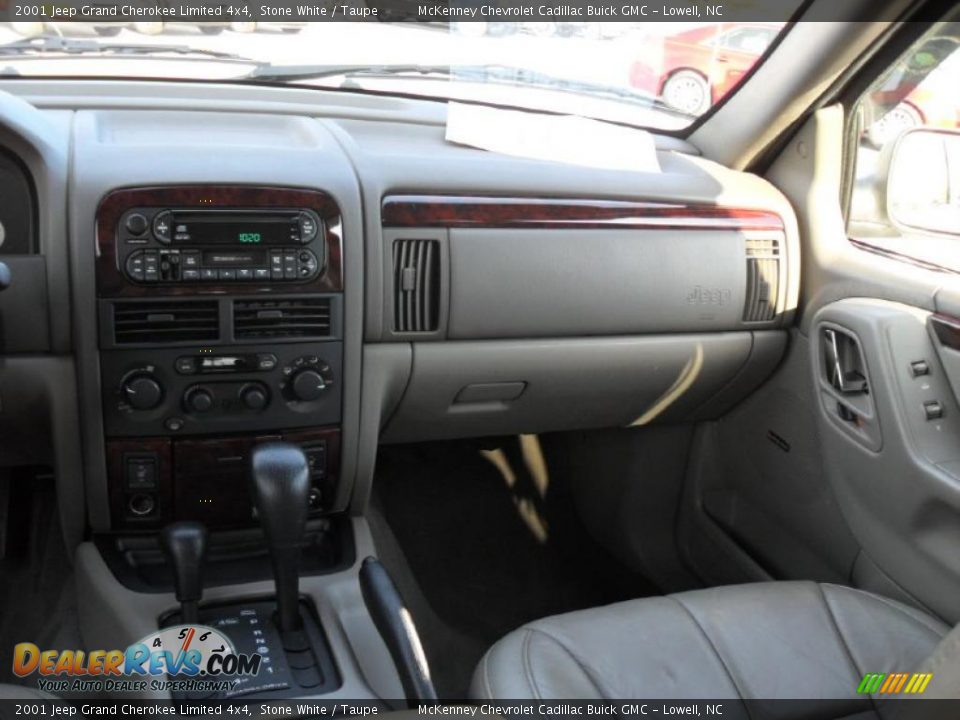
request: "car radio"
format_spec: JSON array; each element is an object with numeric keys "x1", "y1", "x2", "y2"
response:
[{"x1": 117, "y1": 207, "x2": 326, "y2": 284}]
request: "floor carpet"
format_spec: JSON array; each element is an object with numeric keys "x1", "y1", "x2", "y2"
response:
[{"x1": 372, "y1": 436, "x2": 659, "y2": 698}]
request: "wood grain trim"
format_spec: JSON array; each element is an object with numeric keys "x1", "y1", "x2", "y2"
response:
[
  {"x1": 932, "y1": 313, "x2": 960, "y2": 351},
  {"x1": 107, "y1": 427, "x2": 340, "y2": 530},
  {"x1": 96, "y1": 185, "x2": 344, "y2": 298},
  {"x1": 381, "y1": 195, "x2": 785, "y2": 232}
]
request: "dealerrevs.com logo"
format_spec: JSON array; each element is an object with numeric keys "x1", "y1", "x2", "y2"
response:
[{"x1": 12, "y1": 625, "x2": 262, "y2": 694}]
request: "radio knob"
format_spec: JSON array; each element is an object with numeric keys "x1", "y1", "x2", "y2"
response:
[
  {"x1": 184, "y1": 387, "x2": 215, "y2": 414},
  {"x1": 122, "y1": 374, "x2": 163, "y2": 411},
  {"x1": 240, "y1": 384, "x2": 269, "y2": 411},
  {"x1": 125, "y1": 213, "x2": 148, "y2": 236},
  {"x1": 291, "y1": 369, "x2": 326, "y2": 402}
]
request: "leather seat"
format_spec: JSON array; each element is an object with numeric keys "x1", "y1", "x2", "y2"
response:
[{"x1": 472, "y1": 581, "x2": 958, "y2": 701}]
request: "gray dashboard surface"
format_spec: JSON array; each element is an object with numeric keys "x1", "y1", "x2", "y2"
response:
[{"x1": 446, "y1": 227, "x2": 751, "y2": 339}]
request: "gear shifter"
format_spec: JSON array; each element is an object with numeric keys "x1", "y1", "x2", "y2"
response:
[
  {"x1": 160, "y1": 521, "x2": 208, "y2": 624},
  {"x1": 249, "y1": 442, "x2": 311, "y2": 633}
]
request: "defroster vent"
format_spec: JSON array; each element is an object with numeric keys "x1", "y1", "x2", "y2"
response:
[
  {"x1": 113, "y1": 300, "x2": 219, "y2": 345},
  {"x1": 233, "y1": 298, "x2": 332, "y2": 340},
  {"x1": 743, "y1": 237, "x2": 781, "y2": 323},
  {"x1": 393, "y1": 238, "x2": 440, "y2": 333}
]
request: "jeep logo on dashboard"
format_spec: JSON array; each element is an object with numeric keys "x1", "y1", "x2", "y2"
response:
[{"x1": 686, "y1": 286, "x2": 732, "y2": 306}]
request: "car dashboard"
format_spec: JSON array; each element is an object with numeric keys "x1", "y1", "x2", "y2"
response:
[{"x1": 0, "y1": 78, "x2": 801, "y2": 532}]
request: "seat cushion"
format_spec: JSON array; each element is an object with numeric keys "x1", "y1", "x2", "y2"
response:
[{"x1": 471, "y1": 581, "x2": 951, "y2": 703}]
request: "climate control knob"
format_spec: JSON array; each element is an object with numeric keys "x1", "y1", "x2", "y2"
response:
[
  {"x1": 184, "y1": 387, "x2": 215, "y2": 414},
  {"x1": 239, "y1": 383, "x2": 269, "y2": 411},
  {"x1": 291, "y1": 369, "x2": 326, "y2": 402},
  {"x1": 122, "y1": 374, "x2": 163, "y2": 411}
]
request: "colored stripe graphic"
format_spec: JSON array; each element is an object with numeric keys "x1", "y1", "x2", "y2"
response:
[
  {"x1": 857, "y1": 674, "x2": 885, "y2": 694},
  {"x1": 858, "y1": 672, "x2": 933, "y2": 695}
]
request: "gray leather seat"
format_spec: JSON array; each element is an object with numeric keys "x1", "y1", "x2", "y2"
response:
[{"x1": 472, "y1": 581, "x2": 958, "y2": 701}]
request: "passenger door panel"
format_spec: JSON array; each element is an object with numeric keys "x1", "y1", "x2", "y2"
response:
[{"x1": 812, "y1": 298, "x2": 960, "y2": 622}]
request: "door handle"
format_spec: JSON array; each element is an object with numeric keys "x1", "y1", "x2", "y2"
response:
[{"x1": 824, "y1": 328, "x2": 869, "y2": 395}]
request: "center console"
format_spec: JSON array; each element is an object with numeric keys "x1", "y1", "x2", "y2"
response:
[{"x1": 95, "y1": 185, "x2": 345, "y2": 532}]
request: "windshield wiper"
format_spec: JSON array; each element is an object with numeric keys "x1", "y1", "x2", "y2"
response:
[
  {"x1": 0, "y1": 35, "x2": 252, "y2": 62},
  {"x1": 245, "y1": 62, "x2": 692, "y2": 118}
]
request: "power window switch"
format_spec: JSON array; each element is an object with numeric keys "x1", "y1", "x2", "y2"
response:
[
  {"x1": 923, "y1": 401, "x2": 944, "y2": 421},
  {"x1": 910, "y1": 360, "x2": 931, "y2": 378}
]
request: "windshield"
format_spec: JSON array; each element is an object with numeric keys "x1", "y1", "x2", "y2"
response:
[{"x1": 0, "y1": 20, "x2": 790, "y2": 130}]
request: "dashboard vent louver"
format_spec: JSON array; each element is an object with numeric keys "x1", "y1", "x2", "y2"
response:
[
  {"x1": 393, "y1": 238, "x2": 440, "y2": 333},
  {"x1": 113, "y1": 300, "x2": 219, "y2": 345},
  {"x1": 233, "y1": 298, "x2": 332, "y2": 340},
  {"x1": 743, "y1": 237, "x2": 781, "y2": 323}
]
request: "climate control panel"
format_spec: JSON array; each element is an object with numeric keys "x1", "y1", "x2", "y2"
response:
[{"x1": 102, "y1": 343, "x2": 342, "y2": 437}]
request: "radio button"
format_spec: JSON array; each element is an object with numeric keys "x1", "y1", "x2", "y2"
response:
[
  {"x1": 254, "y1": 268, "x2": 270, "y2": 281},
  {"x1": 152, "y1": 211, "x2": 172, "y2": 243},
  {"x1": 145, "y1": 262, "x2": 160, "y2": 282},
  {"x1": 219, "y1": 269, "x2": 237, "y2": 281},
  {"x1": 237, "y1": 268, "x2": 254, "y2": 281},
  {"x1": 201, "y1": 268, "x2": 218, "y2": 281},
  {"x1": 299, "y1": 213, "x2": 318, "y2": 242},
  {"x1": 182, "y1": 269, "x2": 200, "y2": 281},
  {"x1": 126, "y1": 252, "x2": 146, "y2": 281},
  {"x1": 182, "y1": 252, "x2": 200, "y2": 268}
]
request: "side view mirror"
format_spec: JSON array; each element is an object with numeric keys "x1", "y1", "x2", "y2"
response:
[{"x1": 885, "y1": 127, "x2": 960, "y2": 237}]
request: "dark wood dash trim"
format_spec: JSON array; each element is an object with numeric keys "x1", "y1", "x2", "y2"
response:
[
  {"x1": 96, "y1": 185, "x2": 344, "y2": 299},
  {"x1": 931, "y1": 314, "x2": 960, "y2": 351},
  {"x1": 381, "y1": 195, "x2": 785, "y2": 232}
]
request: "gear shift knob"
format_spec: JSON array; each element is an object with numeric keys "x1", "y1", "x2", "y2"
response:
[
  {"x1": 160, "y1": 521, "x2": 208, "y2": 624},
  {"x1": 250, "y1": 442, "x2": 311, "y2": 632}
]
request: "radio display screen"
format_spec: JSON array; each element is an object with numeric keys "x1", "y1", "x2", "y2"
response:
[{"x1": 173, "y1": 212, "x2": 297, "y2": 246}]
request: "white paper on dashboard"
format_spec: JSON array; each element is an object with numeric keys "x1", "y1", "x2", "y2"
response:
[{"x1": 445, "y1": 102, "x2": 660, "y2": 173}]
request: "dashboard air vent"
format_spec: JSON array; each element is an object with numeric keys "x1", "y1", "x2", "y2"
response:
[
  {"x1": 113, "y1": 300, "x2": 219, "y2": 345},
  {"x1": 233, "y1": 298, "x2": 332, "y2": 340},
  {"x1": 393, "y1": 238, "x2": 440, "y2": 333},
  {"x1": 743, "y1": 237, "x2": 781, "y2": 323}
]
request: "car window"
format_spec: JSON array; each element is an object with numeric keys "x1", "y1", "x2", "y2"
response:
[
  {"x1": 848, "y1": 21, "x2": 960, "y2": 272},
  {"x1": 0, "y1": 20, "x2": 792, "y2": 131}
]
